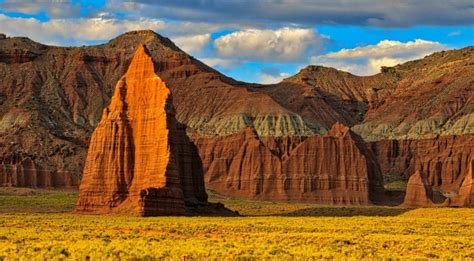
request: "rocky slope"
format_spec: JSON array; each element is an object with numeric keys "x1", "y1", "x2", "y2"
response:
[
  {"x1": 252, "y1": 66, "x2": 398, "y2": 132},
  {"x1": 352, "y1": 47, "x2": 474, "y2": 141}
]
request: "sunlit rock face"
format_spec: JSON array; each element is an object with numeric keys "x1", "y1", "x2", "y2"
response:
[{"x1": 76, "y1": 45, "x2": 207, "y2": 216}]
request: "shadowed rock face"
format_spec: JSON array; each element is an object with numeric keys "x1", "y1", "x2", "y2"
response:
[
  {"x1": 370, "y1": 135, "x2": 474, "y2": 192},
  {"x1": 0, "y1": 154, "x2": 79, "y2": 188},
  {"x1": 402, "y1": 171, "x2": 434, "y2": 207},
  {"x1": 451, "y1": 161, "x2": 474, "y2": 207},
  {"x1": 193, "y1": 123, "x2": 384, "y2": 204},
  {"x1": 76, "y1": 45, "x2": 208, "y2": 216}
]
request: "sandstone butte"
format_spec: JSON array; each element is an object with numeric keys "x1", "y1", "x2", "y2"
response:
[
  {"x1": 193, "y1": 122, "x2": 385, "y2": 204},
  {"x1": 402, "y1": 170, "x2": 434, "y2": 207},
  {"x1": 76, "y1": 45, "x2": 226, "y2": 216}
]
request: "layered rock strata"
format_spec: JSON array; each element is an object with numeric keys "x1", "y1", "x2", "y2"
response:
[
  {"x1": 369, "y1": 135, "x2": 474, "y2": 192},
  {"x1": 0, "y1": 156, "x2": 79, "y2": 188},
  {"x1": 76, "y1": 45, "x2": 208, "y2": 216},
  {"x1": 402, "y1": 171, "x2": 434, "y2": 207},
  {"x1": 451, "y1": 161, "x2": 474, "y2": 207},
  {"x1": 193, "y1": 123, "x2": 384, "y2": 204},
  {"x1": 0, "y1": 150, "x2": 80, "y2": 188}
]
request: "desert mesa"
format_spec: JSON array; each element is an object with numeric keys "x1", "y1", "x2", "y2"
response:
[{"x1": 0, "y1": 30, "x2": 473, "y2": 213}]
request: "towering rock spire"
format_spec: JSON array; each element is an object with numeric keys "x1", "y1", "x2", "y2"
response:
[{"x1": 76, "y1": 45, "x2": 208, "y2": 216}]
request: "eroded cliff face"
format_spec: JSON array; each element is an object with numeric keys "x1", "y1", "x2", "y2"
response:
[
  {"x1": 370, "y1": 135, "x2": 474, "y2": 192},
  {"x1": 76, "y1": 45, "x2": 208, "y2": 216},
  {"x1": 402, "y1": 171, "x2": 434, "y2": 207},
  {"x1": 193, "y1": 123, "x2": 384, "y2": 204},
  {"x1": 402, "y1": 162, "x2": 474, "y2": 207},
  {"x1": 0, "y1": 155, "x2": 79, "y2": 188},
  {"x1": 451, "y1": 161, "x2": 474, "y2": 207},
  {"x1": 0, "y1": 151, "x2": 80, "y2": 188}
]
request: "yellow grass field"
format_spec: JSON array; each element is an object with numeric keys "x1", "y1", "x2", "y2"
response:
[{"x1": 0, "y1": 188, "x2": 473, "y2": 259}]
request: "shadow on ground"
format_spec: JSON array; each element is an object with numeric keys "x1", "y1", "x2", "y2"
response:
[{"x1": 273, "y1": 206, "x2": 408, "y2": 217}]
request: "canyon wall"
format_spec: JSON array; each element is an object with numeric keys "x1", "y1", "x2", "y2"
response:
[
  {"x1": 193, "y1": 123, "x2": 384, "y2": 204},
  {"x1": 370, "y1": 135, "x2": 474, "y2": 192},
  {"x1": 0, "y1": 155, "x2": 79, "y2": 188}
]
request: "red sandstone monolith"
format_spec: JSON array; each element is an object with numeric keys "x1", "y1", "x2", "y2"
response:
[{"x1": 75, "y1": 45, "x2": 208, "y2": 216}]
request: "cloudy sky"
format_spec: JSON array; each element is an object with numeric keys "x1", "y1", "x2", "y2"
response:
[{"x1": 0, "y1": 0, "x2": 473, "y2": 83}]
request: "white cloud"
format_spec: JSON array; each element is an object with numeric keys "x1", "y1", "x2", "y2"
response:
[
  {"x1": 324, "y1": 39, "x2": 445, "y2": 59},
  {"x1": 0, "y1": 0, "x2": 81, "y2": 18},
  {"x1": 311, "y1": 39, "x2": 447, "y2": 75},
  {"x1": 172, "y1": 33, "x2": 210, "y2": 54},
  {"x1": 112, "y1": 0, "x2": 474, "y2": 27},
  {"x1": 200, "y1": 58, "x2": 240, "y2": 70},
  {"x1": 0, "y1": 14, "x2": 168, "y2": 45},
  {"x1": 448, "y1": 31, "x2": 462, "y2": 37},
  {"x1": 214, "y1": 27, "x2": 327, "y2": 63},
  {"x1": 0, "y1": 14, "x2": 220, "y2": 47},
  {"x1": 259, "y1": 72, "x2": 290, "y2": 84}
]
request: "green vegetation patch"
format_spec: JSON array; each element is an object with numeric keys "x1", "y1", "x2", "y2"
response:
[
  {"x1": 0, "y1": 187, "x2": 77, "y2": 213},
  {"x1": 383, "y1": 172, "x2": 408, "y2": 191}
]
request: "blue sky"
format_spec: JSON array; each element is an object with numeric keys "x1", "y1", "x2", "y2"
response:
[{"x1": 0, "y1": 0, "x2": 473, "y2": 83}]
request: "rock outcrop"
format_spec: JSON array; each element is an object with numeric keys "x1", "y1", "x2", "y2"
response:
[
  {"x1": 0, "y1": 152, "x2": 80, "y2": 188},
  {"x1": 451, "y1": 161, "x2": 474, "y2": 207},
  {"x1": 369, "y1": 135, "x2": 474, "y2": 192},
  {"x1": 76, "y1": 45, "x2": 209, "y2": 216},
  {"x1": 402, "y1": 171, "x2": 434, "y2": 207},
  {"x1": 193, "y1": 123, "x2": 384, "y2": 204}
]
